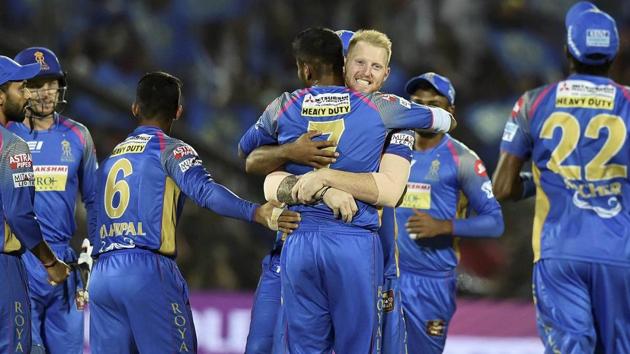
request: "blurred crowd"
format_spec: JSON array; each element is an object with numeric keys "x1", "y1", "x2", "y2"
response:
[{"x1": 1, "y1": 0, "x2": 629, "y2": 296}]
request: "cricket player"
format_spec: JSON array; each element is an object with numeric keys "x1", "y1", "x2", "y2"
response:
[
  {"x1": 493, "y1": 3, "x2": 630, "y2": 352},
  {"x1": 10, "y1": 47, "x2": 97, "y2": 354}
]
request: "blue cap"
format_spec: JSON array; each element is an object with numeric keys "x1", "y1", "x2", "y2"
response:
[
  {"x1": 14, "y1": 47, "x2": 65, "y2": 85},
  {"x1": 565, "y1": 1, "x2": 598, "y2": 28},
  {"x1": 335, "y1": 30, "x2": 354, "y2": 57},
  {"x1": 566, "y1": 7, "x2": 619, "y2": 65},
  {"x1": 404, "y1": 72, "x2": 455, "y2": 106},
  {"x1": 0, "y1": 56, "x2": 41, "y2": 86}
]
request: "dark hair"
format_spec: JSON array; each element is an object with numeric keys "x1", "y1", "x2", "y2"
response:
[
  {"x1": 135, "y1": 71, "x2": 182, "y2": 121},
  {"x1": 292, "y1": 27, "x2": 344, "y2": 78},
  {"x1": 567, "y1": 52, "x2": 612, "y2": 76}
]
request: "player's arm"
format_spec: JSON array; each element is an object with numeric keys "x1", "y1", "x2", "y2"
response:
[
  {"x1": 239, "y1": 131, "x2": 338, "y2": 175},
  {"x1": 0, "y1": 140, "x2": 69, "y2": 283},
  {"x1": 409, "y1": 154, "x2": 504, "y2": 239},
  {"x1": 162, "y1": 143, "x2": 300, "y2": 233},
  {"x1": 373, "y1": 93, "x2": 455, "y2": 132},
  {"x1": 77, "y1": 127, "x2": 98, "y2": 243},
  {"x1": 492, "y1": 94, "x2": 536, "y2": 202}
]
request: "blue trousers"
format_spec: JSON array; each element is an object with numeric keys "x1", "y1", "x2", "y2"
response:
[
  {"x1": 89, "y1": 249, "x2": 197, "y2": 354},
  {"x1": 0, "y1": 253, "x2": 31, "y2": 354},
  {"x1": 281, "y1": 223, "x2": 383, "y2": 353},
  {"x1": 400, "y1": 270, "x2": 456, "y2": 354},
  {"x1": 245, "y1": 252, "x2": 282, "y2": 354},
  {"x1": 22, "y1": 244, "x2": 83, "y2": 354},
  {"x1": 381, "y1": 276, "x2": 407, "y2": 354},
  {"x1": 534, "y1": 259, "x2": 630, "y2": 354}
]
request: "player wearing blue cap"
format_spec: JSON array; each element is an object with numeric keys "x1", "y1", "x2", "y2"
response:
[
  {"x1": 493, "y1": 3, "x2": 630, "y2": 352},
  {"x1": 0, "y1": 55, "x2": 70, "y2": 354},
  {"x1": 10, "y1": 47, "x2": 97, "y2": 354},
  {"x1": 240, "y1": 27, "x2": 454, "y2": 353},
  {"x1": 400, "y1": 72, "x2": 503, "y2": 353},
  {"x1": 88, "y1": 71, "x2": 299, "y2": 354}
]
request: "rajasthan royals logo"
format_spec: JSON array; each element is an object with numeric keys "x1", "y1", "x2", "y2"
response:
[
  {"x1": 61, "y1": 140, "x2": 74, "y2": 162},
  {"x1": 425, "y1": 159, "x2": 440, "y2": 181},
  {"x1": 34, "y1": 51, "x2": 50, "y2": 71}
]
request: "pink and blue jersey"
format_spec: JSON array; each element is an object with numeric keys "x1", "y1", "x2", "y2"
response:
[
  {"x1": 397, "y1": 135, "x2": 503, "y2": 273},
  {"x1": 500, "y1": 74, "x2": 630, "y2": 266},
  {"x1": 239, "y1": 85, "x2": 447, "y2": 231},
  {"x1": 93, "y1": 125, "x2": 259, "y2": 257},
  {"x1": 0, "y1": 126, "x2": 43, "y2": 253},
  {"x1": 8, "y1": 114, "x2": 97, "y2": 246}
]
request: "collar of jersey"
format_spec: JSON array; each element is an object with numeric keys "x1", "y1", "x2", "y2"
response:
[{"x1": 414, "y1": 134, "x2": 449, "y2": 155}]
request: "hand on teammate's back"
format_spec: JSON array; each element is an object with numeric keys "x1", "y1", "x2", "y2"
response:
[
  {"x1": 287, "y1": 131, "x2": 339, "y2": 168},
  {"x1": 322, "y1": 188, "x2": 358, "y2": 223},
  {"x1": 46, "y1": 259, "x2": 71, "y2": 285},
  {"x1": 255, "y1": 200, "x2": 301, "y2": 233}
]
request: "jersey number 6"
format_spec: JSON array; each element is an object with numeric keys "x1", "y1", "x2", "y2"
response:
[{"x1": 104, "y1": 158, "x2": 133, "y2": 219}]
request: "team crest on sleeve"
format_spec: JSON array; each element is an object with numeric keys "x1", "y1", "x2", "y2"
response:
[
  {"x1": 474, "y1": 160, "x2": 487, "y2": 177},
  {"x1": 301, "y1": 93, "x2": 350, "y2": 116},
  {"x1": 511, "y1": 97, "x2": 523, "y2": 118},
  {"x1": 555, "y1": 80, "x2": 616, "y2": 110}
]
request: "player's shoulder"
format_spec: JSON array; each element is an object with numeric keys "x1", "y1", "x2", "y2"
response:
[
  {"x1": 444, "y1": 136, "x2": 484, "y2": 165},
  {"x1": 0, "y1": 127, "x2": 29, "y2": 154},
  {"x1": 57, "y1": 115, "x2": 93, "y2": 142},
  {"x1": 161, "y1": 135, "x2": 198, "y2": 158}
]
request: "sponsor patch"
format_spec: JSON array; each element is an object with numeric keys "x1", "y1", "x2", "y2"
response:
[
  {"x1": 179, "y1": 157, "x2": 203, "y2": 173},
  {"x1": 586, "y1": 29, "x2": 611, "y2": 47},
  {"x1": 474, "y1": 160, "x2": 487, "y2": 177},
  {"x1": 301, "y1": 93, "x2": 350, "y2": 117},
  {"x1": 382, "y1": 289, "x2": 395, "y2": 313},
  {"x1": 398, "y1": 97, "x2": 411, "y2": 109},
  {"x1": 26, "y1": 141, "x2": 43, "y2": 153},
  {"x1": 502, "y1": 122, "x2": 519, "y2": 142},
  {"x1": 33, "y1": 165, "x2": 69, "y2": 191},
  {"x1": 389, "y1": 132, "x2": 414, "y2": 149},
  {"x1": 173, "y1": 145, "x2": 197, "y2": 159},
  {"x1": 111, "y1": 134, "x2": 152, "y2": 157},
  {"x1": 12, "y1": 172, "x2": 34, "y2": 188},
  {"x1": 400, "y1": 182, "x2": 431, "y2": 209},
  {"x1": 9, "y1": 153, "x2": 32, "y2": 169},
  {"x1": 555, "y1": 80, "x2": 616, "y2": 110},
  {"x1": 511, "y1": 97, "x2": 523, "y2": 118},
  {"x1": 482, "y1": 180, "x2": 494, "y2": 199},
  {"x1": 426, "y1": 319, "x2": 446, "y2": 337}
]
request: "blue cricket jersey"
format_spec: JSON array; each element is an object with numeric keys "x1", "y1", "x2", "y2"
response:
[
  {"x1": 8, "y1": 113, "x2": 97, "y2": 245},
  {"x1": 239, "y1": 86, "x2": 447, "y2": 231},
  {"x1": 94, "y1": 125, "x2": 259, "y2": 257},
  {"x1": 501, "y1": 74, "x2": 630, "y2": 266},
  {"x1": 0, "y1": 126, "x2": 44, "y2": 253},
  {"x1": 397, "y1": 135, "x2": 503, "y2": 273}
]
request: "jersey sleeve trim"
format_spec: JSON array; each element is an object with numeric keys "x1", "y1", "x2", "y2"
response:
[
  {"x1": 59, "y1": 116, "x2": 86, "y2": 146},
  {"x1": 277, "y1": 88, "x2": 309, "y2": 120},
  {"x1": 155, "y1": 130, "x2": 166, "y2": 151},
  {"x1": 446, "y1": 139, "x2": 460, "y2": 167},
  {"x1": 348, "y1": 88, "x2": 378, "y2": 111},
  {"x1": 613, "y1": 83, "x2": 630, "y2": 102},
  {"x1": 527, "y1": 84, "x2": 556, "y2": 119}
]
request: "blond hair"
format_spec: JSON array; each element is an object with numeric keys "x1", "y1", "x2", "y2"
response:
[{"x1": 348, "y1": 29, "x2": 392, "y2": 65}]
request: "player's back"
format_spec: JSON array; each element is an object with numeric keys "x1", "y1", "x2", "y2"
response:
[
  {"x1": 95, "y1": 126, "x2": 184, "y2": 256},
  {"x1": 273, "y1": 86, "x2": 431, "y2": 230},
  {"x1": 511, "y1": 74, "x2": 630, "y2": 265}
]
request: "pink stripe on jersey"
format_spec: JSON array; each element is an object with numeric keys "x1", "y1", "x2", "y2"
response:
[
  {"x1": 348, "y1": 88, "x2": 378, "y2": 110},
  {"x1": 155, "y1": 130, "x2": 166, "y2": 151},
  {"x1": 277, "y1": 88, "x2": 310, "y2": 120},
  {"x1": 446, "y1": 140, "x2": 460, "y2": 166},
  {"x1": 613, "y1": 83, "x2": 630, "y2": 102},
  {"x1": 60, "y1": 117, "x2": 86, "y2": 146},
  {"x1": 527, "y1": 84, "x2": 556, "y2": 119}
]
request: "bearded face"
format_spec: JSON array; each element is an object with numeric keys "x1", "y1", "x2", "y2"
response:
[{"x1": 1, "y1": 81, "x2": 31, "y2": 123}]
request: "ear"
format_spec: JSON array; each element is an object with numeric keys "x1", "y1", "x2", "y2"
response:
[
  {"x1": 383, "y1": 66, "x2": 391, "y2": 83},
  {"x1": 174, "y1": 105, "x2": 183, "y2": 121},
  {"x1": 131, "y1": 102, "x2": 139, "y2": 117}
]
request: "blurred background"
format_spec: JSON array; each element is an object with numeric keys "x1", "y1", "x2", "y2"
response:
[{"x1": 1, "y1": 0, "x2": 629, "y2": 352}]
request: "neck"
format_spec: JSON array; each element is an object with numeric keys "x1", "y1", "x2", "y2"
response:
[
  {"x1": 415, "y1": 133, "x2": 444, "y2": 151},
  {"x1": 138, "y1": 118, "x2": 172, "y2": 133},
  {"x1": 313, "y1": 72, "x2": 344, "y2": 86},
  {"x1": 24, "y1": 112, "x2": 55, "y2": 131}
]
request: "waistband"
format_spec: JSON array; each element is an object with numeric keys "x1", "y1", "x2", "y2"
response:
[
  {"x1": 97, "y1": 246, "x2": 175, "y2": 260},
  {"x1": 295, "y1": 218, "x2": 377, "y2": 234}
]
